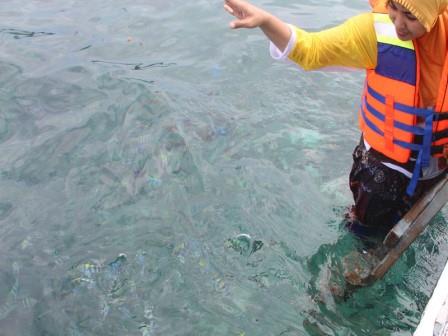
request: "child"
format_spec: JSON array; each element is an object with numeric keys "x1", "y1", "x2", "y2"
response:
[{"x1": 224, "y1": 0, "x2": 448, "y2": 239}]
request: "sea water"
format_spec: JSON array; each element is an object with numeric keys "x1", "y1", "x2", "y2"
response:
[{"x1": 0, "y1": 0, "x2": 447, "y2": 335}]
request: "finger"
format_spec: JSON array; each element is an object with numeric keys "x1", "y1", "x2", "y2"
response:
[
  {"x1": 224, "y1": 0, "x2": 237, "y2": 11},
  {"x1": 230, "y1": 18, "x2": 252, "y2": 29},
  {"x1": 223, "y1": 3, "x2": 234, "y2": 15}
]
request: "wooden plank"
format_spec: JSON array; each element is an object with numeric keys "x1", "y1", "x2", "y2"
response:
[
  {"x1": 358, "y1": 175, "x2": 448, "y2": 286},
  {"x1": 384, "y1": 176, "x2": 448, "y2": 248}
]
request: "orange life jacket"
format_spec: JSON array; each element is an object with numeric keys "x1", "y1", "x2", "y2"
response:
[{"x1": 359, "y1": 13, "x2": 448, "y2": 195}]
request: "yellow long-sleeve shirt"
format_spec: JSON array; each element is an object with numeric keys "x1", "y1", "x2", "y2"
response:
[
  {"x1": 288, "y1": 13, "x2": 377, "y2": 71},
  {"x1": 287, "y1": 12, "x2": 447, "y2": 108}
]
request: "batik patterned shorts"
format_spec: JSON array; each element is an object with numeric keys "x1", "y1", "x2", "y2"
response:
[{"x1": 347, "y1": 142, "x2": 446, "y2": 238}]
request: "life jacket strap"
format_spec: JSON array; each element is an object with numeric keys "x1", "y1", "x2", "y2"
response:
[
  {"x1": 432, "y1": 129, "x2": 448, "y2": 142},
  {"x1": 431, "y1": 143, "x2": 448, "y2": 156},
  {"x1": 433, "y1": 113, "x2": 448, "y2": 122},
  {"x1": 405, "y1": 112, "x2": 433, "y2": 196},
  {"x1": 367, "y1": 86, "x2": 433, "y2": 117},
  {"x1": 362, "y1": 85, "x2": 435, "y2": 195},
  {"x1": 364, "y1": 97, "x2": 425, "y2": 135},
  {"x1": 360, "y1": 101, "x2": 432, "y2": 154}
]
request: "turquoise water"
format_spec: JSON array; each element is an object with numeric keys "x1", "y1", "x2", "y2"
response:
[{"x1": 0, "y1": 0, "x2": 448, "y2": 335}]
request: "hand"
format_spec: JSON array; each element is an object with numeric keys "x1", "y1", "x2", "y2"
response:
[
  {"x1": 223, "y1": 0, "x2": 269, "y2": 29},
  {"x1": 224, "y1": 0, "x2": 291, "y2": 51}
]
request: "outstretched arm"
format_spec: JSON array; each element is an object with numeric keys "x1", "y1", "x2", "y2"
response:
[{"x1": 224, "y1": 0, "x2": 291, "y2": 52}]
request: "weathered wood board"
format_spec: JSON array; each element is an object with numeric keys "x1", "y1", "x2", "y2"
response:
[{"x1": 355, "y1": 175, "x2": 448, "y2": 286}]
